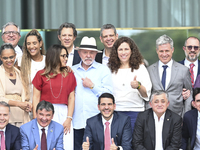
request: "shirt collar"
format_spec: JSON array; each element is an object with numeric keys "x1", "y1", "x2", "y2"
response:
[
  {"x1": 102, "y1": 114, "x2": 114, "y2": 125},
  {"x1": 77, "y1": 60, "x2": 98, "y2": 70},
  {"x1": 0, "y1": 126, "x2": 6, "y2": 132},
  {"x1": 153, "y1": 111, "x2": 166, "y2": 121},
  {"x1": 37, "y1": 121, "x2": 49, "y2": 131},
  {"x1": 159, "y1": 59, "x2": 173, "y2": 69},
  {"x1": 102, "y1": 49, "x2": 109, "y2": 59},
  {"x1": 69, "y1": 45, "x2": 75, "y2": 55},
  {"x1": 185, "y1": 58, "x2": 198, "y2": 67},
  {"x1": 198, "y1": 111, "x2": 200, "y2": 120}
]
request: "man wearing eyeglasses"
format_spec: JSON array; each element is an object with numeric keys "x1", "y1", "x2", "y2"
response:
[{"x1": 1, "y1": 22, "x2": 22, "y2": 65}]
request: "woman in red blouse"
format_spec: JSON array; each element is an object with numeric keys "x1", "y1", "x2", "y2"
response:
[{"x1": 32, "y1": 44, "x2": 76, "y2": 150}]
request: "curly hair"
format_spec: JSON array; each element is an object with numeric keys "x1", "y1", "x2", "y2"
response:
[
  {"x1": 108, "y1": 37, "x2": 143, "y2": 73},
  {"x1": 20, "y1": 29, "x2": 45, "y2": 99}
]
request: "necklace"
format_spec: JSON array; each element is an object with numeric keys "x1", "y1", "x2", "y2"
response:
[
  {"x1": 5, "y1": 69, "x2": 15, "y2": 76},
  {"x1": 49, "y1": 75, "x2": 63, "y2": 99}
]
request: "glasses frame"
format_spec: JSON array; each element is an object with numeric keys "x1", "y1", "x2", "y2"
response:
[
  {"x1": 185, "y1": 45, "x2": 200, "y2": 51},
  {"x1": 60, "y1": 54, "x2": 68, "y2": 59}
]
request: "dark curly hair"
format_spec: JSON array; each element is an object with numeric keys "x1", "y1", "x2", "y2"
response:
[{"x1": 108, "y1": 37, "x2": 143, "y2": 73}]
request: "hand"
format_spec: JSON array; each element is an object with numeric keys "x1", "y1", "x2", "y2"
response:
[
  {"x1": 33, "y1": 144, "x2": 38, "y2": 150},
  {"x1": 26, "y1": 102, "x2": 32, "y2": 112},
  {"x1": 82, "y1": 77, "x2": 93, "y2": 88},
  {"x1": 18, "y1": 102, "x2": 29, "y2": 111},
  {"x1": 130, "y1": 76, "x2": 139, "y2": 89},
  {"x1": 110, "y1": 138, "x2": 118, "y2": 150},
  {"x1": 53, "y1": 148, "x2": 56, "y2": 150},
  {"x1": 63, "y1": 118, "x2": 71, "y2": 134},
  {"x1": 66, "y1": 66, "x2": 73, "y2": 73},
  {"x1": 182, "y1": 88, "x2": 190, "y2": 100},
  {"x1": 82, "y1": 136, "x2": 90, "y2": 150}
]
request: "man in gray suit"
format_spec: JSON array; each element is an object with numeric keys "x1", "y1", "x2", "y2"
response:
[{"x1": 147, "y1": 34, "x2": 192, "y2": 116}]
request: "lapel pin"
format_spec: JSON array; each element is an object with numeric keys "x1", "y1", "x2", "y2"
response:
[
  {"x1": 116, "y1": 135, "x2": 118, "y2": 137},
  {"x1": 51, "y1": 129, "x2": 53, "y2": 132},
  {"x1": 167, "y1": 119, "x2": 169, "y2": 121}
]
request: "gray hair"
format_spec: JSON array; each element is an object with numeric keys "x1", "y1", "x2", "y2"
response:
[
  {"x1": 100, "y1": 24, "x2": 117, "y2": 37},
  {"x1": 156, "y1": 34, "x2": 173, "y2": 49},
  {"x1": 0, "y1": 101, "x2": 10, "y2": 111},
  {"x1": 184, "y1": 36, "x2": 200, "y2": 46},
  {"x1": 2, "y1": 22, "x2": 20, "y2": 34},
  {"x1": 57, "y1": 22, "x2": 77, "y2": 37},
  {"x1": 36, "y1": 100, "x2": 54, "y2": 114},
  {"x1": 150, "y1": 90, "x2": 169, "y2": 102},
  {"x1": 0, "y1": 43, "x2": 15, "y2": 55}
]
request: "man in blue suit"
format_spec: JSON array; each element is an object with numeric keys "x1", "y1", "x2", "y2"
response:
[
  {"x1": 82, "y1": 93, "x2": 132, "y2": 150},
  {"x1": 20, "y1": 100, "x2": 64, "y2": 150},
  {"x1": 182, "y1": 87, "x2": 200, "y2": 150},
  {"x1": 0, "y1": 101, "x2": 21, "y2": 150}
]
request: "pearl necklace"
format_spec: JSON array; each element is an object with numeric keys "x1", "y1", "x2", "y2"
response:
[{"x1": 49, "y1": 75, "x2": 63, "y2": 99}]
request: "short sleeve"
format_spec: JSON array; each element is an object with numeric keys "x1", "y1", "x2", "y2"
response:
[{"x1": 32, "y1": 70, "x2": 44, "y2": 91}]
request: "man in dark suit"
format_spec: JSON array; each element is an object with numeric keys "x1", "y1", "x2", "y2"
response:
[
  {"x1": 182, "y1": 87, "x2": 200, "y2": 150},
  {"x1": 133, "y1": 90, "x2": 182, "y2": 150},
  {"x1": 57, "y1": 22, "x2": 81, "y2": 66},
  {"x1": 82, "y1": 93, "x2": 132, "y2": 150},
  {"x1": 147, "y1": 34, "x2": 192, "y2": 116},
  {"x1": 1, "y1": 22, "x2": 22, "y2": 65},
  {"x1": 0, "y1": 101, "x2": 21, "y2": 150},
  {"x1": 20, "y1": 100, "x2": 64, "y2": 150},
  {"x1": 95, "y1": 24, "x2": 118, "y2": 65}
]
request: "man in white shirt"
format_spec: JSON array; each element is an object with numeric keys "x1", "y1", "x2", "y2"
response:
[
  {"x1": 133, "y1": 90, "x2": 182, "y2": 150},
  {"x1": 57, "y1": 22, "x2": 81, "y2": 67},
  {"x1": 82, "y1": 93, "x2": 132, "y2": 150},
  {"x1": 95, "y1": 24, "x2": 118, "y2": 65},
  {"x1": 1, "y1": 22, "x2": 22, "y2": 65}
]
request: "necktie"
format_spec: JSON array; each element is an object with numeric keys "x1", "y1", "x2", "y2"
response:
[
  {"x1": 161, "y1": 65, "x2": 168, "y2": 90},
  {"x1": 41, "y1": 128, "x2": 47, "y2": 150},
  {"x1": 190, "y1": 63, "x2": 195, "y2": 87},
  {"x1": 0, "y1": 131, "x2": 5, "y2": 150},
  {"x1": 104, "y1": 122, "x2": 110, "y2": 150}
]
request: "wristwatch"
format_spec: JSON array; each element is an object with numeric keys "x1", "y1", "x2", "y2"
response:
[
  {"x1": 90, "y1": 83, "x2": 94, "y2": 89},
  {"x1": 117, "y1": 147, "x2": 120, "y2": 150}
]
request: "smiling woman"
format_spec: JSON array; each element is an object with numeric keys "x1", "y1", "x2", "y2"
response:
[{"x1": 0, "y1": 43, "x2": 31, "y2": 127}]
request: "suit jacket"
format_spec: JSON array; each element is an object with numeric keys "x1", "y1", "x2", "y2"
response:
[
  {"x1": 147, "y1": 60, "x2": 193, "y2": 116},
  {"x1": 72, "y1": 50, "x2": 81, "y2": 65},
  {"x1": 20, "y1": 118, "x2": 64, "y2": 150},
  {"x1": 5, "y1": 123, "x2": 21, "y2": 150},
  {"x1": 95, "y1": 49, "x2": 104, "y2": 64},
  {"x1": 181, "y1": 109, "x2": 198, "y2": 150},
  {"x1": 83, "y1": 111, "x2": 132, "y2": 150},
  {"x1": 133, "y1": 109, "x2": 182, "y2": 150}
]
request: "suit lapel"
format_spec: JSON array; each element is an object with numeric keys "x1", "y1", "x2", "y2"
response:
[
  {"x1": 166, "y1": 60, "x2": 178, "y2": 90},
  {"x1": 193, "y1": 109, "x2": 198, "y2": 139},
  {"x1": 147, "y1": 109, "x2": 155, "y2": 148},
  {"x1": 162, "y1": 110, "x2": 171, "y2": 149},
  {"x1": 96, "y1": 114, "x2": 104, "y2": 150},
  {"x1": 111, "y1": 112, "x2": 119, "y2": 144},
  {"x1": 47, "y1": 121, "x2": 54, "y2": 150},
  {"x1": 152, "y1": 62, "x2": 164, "y2": 90},
  {"x1": 5, "y1": 124, "x2": 11, "y2": 150},
  {"x1": 32, "y1": 119, "x2": 41, "y2": 149},
  {"x1": 197, "y1": 60, "x2": 200, "y2": 76}
]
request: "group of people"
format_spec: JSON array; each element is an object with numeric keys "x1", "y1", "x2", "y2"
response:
[{"x1": 0, "y1": 21, "x2": 199, "y2": 150}]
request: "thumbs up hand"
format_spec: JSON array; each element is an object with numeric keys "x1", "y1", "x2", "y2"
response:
[
  {"x1": 131, "y1": 76, "x2": 139, "y2": 89},
  {"x1": 110, "y1": 138, "x2": 118, "y2": 150},
  {"x1": 82, "y1": 136, "x2": 90, "y2": 150}
]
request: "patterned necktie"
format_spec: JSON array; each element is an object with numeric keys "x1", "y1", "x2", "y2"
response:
[
  {"x1": 190, "y1": 63, "x2": 195, "y2": 87},
  {"x1": 104, "y1": 122, "x2": 110, "y2": 150},
  {"x1": 161, "y1": 65, "x2": 168, "y2": 90},
  {"x1": 41, "y1": 128, "x2": 47, "y2": 150},
  {"x1": 0, "y1": 131, "x2": 5, "y2": 150}
]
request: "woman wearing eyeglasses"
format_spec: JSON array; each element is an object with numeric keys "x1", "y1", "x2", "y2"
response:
[
  {"x1": 0, "y1": 43, "x2": 31, "y2": 127},
  {"x1": 15, "y1": 29, "x2": 46, "y2": 119},
  {"x1": 32, "y1": 44, "x2": 76, "y2": 150}
]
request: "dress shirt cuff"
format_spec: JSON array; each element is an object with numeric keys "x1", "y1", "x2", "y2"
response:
[{"x1": 119, "y1": 146, "x2": 123, "y2": 150}]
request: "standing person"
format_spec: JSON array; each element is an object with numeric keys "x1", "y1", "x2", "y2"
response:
[
  {"x1": 32, "y1": 44, "x2": 76, "y2": 150},
  {"x1": 95, "y1": 24, "x2": 118, "y2": 65},
  {"x1": 1, "y1": 22, "x2": 22, "y2": 65},
  {"x1": 0, "y1": 43, "x2": 31, "y2": 127},
  {"x1": 147, "y1": 34, "x2": 193, "y2": 116},
  {"x1": 15, "y1": 29, "x2": 46, "y2": 119},
  {"x1": 72, "y1": 36, "x2": 113, "y2": 150},
  {"x1": 108, "y1": 37, "x2": 152, "y2": 131},
  {"x1": 57, "y1": 22, "x2": 81, "y2": 67}
]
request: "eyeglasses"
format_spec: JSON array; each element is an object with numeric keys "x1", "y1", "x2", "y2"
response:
[
  {"x1": 60, "y1": 54, "x2": 68, "y2": 58},
  {"x1": 185, "y1": 46, "x2": 199, "y2": 51},
  {"x1": 2, "y1": 55, "x2": 15, "y2": 60},
  {"x1": 3, "y1": 31, "x2": 19, "y2": 36}
]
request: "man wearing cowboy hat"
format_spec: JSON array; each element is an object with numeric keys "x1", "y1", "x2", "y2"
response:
[{"x1": 72, "y1": 36, "x2": 113, "y2": 150}]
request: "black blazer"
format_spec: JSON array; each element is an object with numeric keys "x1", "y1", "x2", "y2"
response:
[
  {"x1": 72, "y1": 50, "x2": 81, "y2": 65},
  {"x1": 5, "y1": 123, "x2": 21, "y2": 150},
  {"x1": 133, "y1": 109, "x2": 182, "y2": 150},
  {"x1": 95, "y1": 49, "x2": 104, "y2": 64}
]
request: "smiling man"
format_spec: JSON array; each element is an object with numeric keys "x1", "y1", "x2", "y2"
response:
[
  {"x1": 147, "y1": 34, "x2": 192, "y2": 116},
  {"x1": 82, "y1": 93, "x2": 132, "y2": 150},
  {"x1": 0, "y1": 101, "x2": 21, "y2": 150},
  {"x1": 133, "y1": 90, "x2": 182, "y2": 150},
  {"x1": 20, "y1": 100, "x2": 64, "y2": 150}
]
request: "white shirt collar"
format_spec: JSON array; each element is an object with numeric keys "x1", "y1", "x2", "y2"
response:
[
  {"x1": 153, "y1": 111, "x2": 166, "y2": 121},
  {"x1": 185, "y1": 58, "x2": 198, "y2": 67},
  {"x1": 37, "y1": 121, "x2": 49, "y2": 131},
  {"x1": 102, "y1": 114, "x2": 114, "y2": 125},
  {"x1": 0, "y1": 126, "x2": 6, "y2": 132},
  {"x1": 69, "y1": 45, "x2": 75, "y2": 55},
  {"x1": 158, "y1": 59, "x2": 173, "y2": 69}
]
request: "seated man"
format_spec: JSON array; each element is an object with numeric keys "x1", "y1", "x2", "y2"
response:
[
  {"x1": 0, "y1": 101, "x2": 21, "y2": 150},
  {"x1": 20, "y1": 100, "x2": 64, "y2": 150},
  {"x1": 82, "y1": 93, "x2": 132, "y2": 150},
  {"x1": 182, "y1": 87, "x2": 200, "y2": 150},
  {"x1": 133, "y1": 90, "x2": 182, "y2": 150}
]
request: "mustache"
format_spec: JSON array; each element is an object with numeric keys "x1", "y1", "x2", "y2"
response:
[{"x1": 189, "y1": 51, "x2": 196, "y2": 54}]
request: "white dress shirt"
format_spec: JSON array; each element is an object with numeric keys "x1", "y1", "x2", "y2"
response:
[
  {"x1": 194, "y1": 111, "x2": 200, "y2": 150},
  {"x1": 66, "y1": 46, "x2": 75, "y2": 67},
  {"x1": 153, "y1": 112, "x2": 165, "y2": 150},
  {"x1": 15, "y1": 45, "x2": 23, "y2": 62},
  {"x1": 184, "y1": 58, "x2": 198, "y2": 82},
  {"x1": 37, "y1": 122, "x2": 49, "y2": 141},
  {"x1": 102, "y1": 49, "x2": 109, "y2": 66},
  {"x1": 158, "y1": 59, "x2": 173, "y2": 89}
]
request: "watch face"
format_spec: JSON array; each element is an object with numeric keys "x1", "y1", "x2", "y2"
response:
[{"x1": 117, "y1": 147, "x2": 120, "y2": 150}]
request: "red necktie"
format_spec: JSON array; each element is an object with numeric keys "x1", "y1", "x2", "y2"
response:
[
  {"x1": 41, "y1": 128, "x2": 47, "y2": 150},
  {"x1": 0, "y1": 131, "x2": 5, "y2": 150},
  {"x1": 104, "y1": 122, "x2": 110, "y2": 150},
  {"x1": 190, "y1": 63, "x2": 195, "y2": 87}
]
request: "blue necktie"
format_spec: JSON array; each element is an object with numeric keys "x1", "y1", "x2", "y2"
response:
[{"x1": 161, "y1": 65, "x2": 168, "y2": 90}]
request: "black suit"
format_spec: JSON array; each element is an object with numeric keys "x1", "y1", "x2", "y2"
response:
[
  {"x1": 5, "y1": 123, "x2": 21, "y2": 150},
  {"x1": 72, "y1": 50, "x2": 81, "y2": 65},
  {"x1": 83, "y1": 111, "x2": 133, "y2": 150},
  {"x1": 133, "y1": 109, "x2": 182, "y2": 150},
  {"x1": 95, "y1": 49, "x2": 104, "y2": 64}
]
